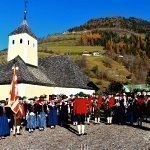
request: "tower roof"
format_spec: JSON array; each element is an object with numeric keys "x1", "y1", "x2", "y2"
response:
[
  {"x1": 9, "y1": 0, "x2": 37, "y2": 39},
  {"x1": 9, "y1": 20, "x2": 37, "y2": 39}
]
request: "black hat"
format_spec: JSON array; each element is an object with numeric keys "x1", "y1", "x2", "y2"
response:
[
  {"x1": 28, "y1": 98, "x2": 36, "y2": 101},
  {"x1": 62, "y1": 95, "x2": 68, "y2": 99},
  {"x1": 19, "y1": 97, "x2": 23, "y2": 100},
  {"x1": 70, "y1": 94, "x2": 73, "y2": 97},
  {"x1": 0, "y1": 100, "x2": 6, "y2": 104},
  {"x1": 22, "y1": 96, "x2": 27, "y2": 99}
]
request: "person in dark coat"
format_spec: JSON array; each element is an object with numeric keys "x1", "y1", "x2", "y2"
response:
[
  {"x1": 5, "y1": 106, "x2": 14, "y2": 132},
  {"x1": 126, "y1": 97, "x2": 134, "y2": 125},
  {"x1": 118, "y1": 99, "x2": 126, "y2": 125},
  {"x1": 135, "y1": 95, "x2": 145, "y2": 126},
  {"x1": 59, "y1": 102, "x2": 68, "y2": 127}
]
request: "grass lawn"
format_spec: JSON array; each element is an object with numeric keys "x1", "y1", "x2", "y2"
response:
[{"x1": 38, "y1": 45, "x2": 104, "y2": 54}]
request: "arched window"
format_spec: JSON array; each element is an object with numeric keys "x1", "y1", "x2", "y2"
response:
[
  {"x1": 12, "y1": 40, "x2": 15, "y2": 45},
  {"x1": 28, "y1": 40, "x2": 30, "y2": 45},
  {"x1": 33, "y1": 43, "x2": 35, "y2": 47},
  {"x1": 20, "y1": 38, "x2": 23, "y2": 44}
]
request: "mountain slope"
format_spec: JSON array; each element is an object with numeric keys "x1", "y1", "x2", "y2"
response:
[{"x1": 68, "y1": 17, "x2": 150, "y2": 33}]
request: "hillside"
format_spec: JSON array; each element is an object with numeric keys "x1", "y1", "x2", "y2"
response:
[
  {"x1": 68, "y1": 17, "x2": 150, "y2": 33},
  {"x1": 0, "y1": 16, "x2": 150, "y2": 93}
]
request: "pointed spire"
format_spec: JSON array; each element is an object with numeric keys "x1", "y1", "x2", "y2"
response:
[
  {"x1": 9, "y1": 0, "x2": 36, "y2": 39},
  {"x1": 24, "y1": 0, "x2": 28, "y2": 20}
]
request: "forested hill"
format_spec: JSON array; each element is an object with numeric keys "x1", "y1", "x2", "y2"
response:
[{"x1": 68, "y1": 17, "x2": 150, "y2": 33}]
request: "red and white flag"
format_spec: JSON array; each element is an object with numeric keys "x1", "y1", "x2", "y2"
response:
[{"x1": 8, "y1": 67, "x2": 19, "y2": 114}]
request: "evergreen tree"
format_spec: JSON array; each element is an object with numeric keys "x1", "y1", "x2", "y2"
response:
[{"x1": 146, "y1": 71, "x2": 150, "y2": 86}]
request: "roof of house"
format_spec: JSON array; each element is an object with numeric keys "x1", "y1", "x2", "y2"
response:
[
  {"x1": 9, "y1": 20, "x2": 36, "y2": 39},
  {"x1": 0, "y1": 55, "x2": 98, "y2": 91}
]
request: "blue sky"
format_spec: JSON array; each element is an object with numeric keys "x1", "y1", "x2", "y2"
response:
[{"x1": 0, "y1": 0, "x2": 150, "y2": 50}]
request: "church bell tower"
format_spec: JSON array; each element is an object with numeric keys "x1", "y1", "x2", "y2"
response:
[{"x1": 7, "y1": 0, "x2": 38, "y2": 66}]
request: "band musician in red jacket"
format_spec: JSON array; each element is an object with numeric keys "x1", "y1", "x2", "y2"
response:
[{"x1": 73, "y1": 92, "x2": 88, "y2": 136}]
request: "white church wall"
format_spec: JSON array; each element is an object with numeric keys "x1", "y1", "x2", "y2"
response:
[
  {"x1": 23, "y1": 84, "x2": 54, "y2": 98},
  {"x1": 0, "y1": 84, "x2": 11, "y2": 100},
  {"x1": 52, "y1": 87, "x2": 95, "y2": 96},
  {"x1": 0, "y1": 84, "x2": 95, "y2": 100},
  {"x1": 0, "y1": 84, "x2": 27, "y2": 99},
  {"x1": 24, "y1": 84, "x2": 95, "y2": 98}
]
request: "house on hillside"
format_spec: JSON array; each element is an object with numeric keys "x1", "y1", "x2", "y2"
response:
[
  {"x1": 92, "y1": 51, "x2": 100, "y2": 56},
  {"x1": 82, "y1": 51, "x2": 92, "y2": 56},
  {"x1": 0, "y1": 5, "x2": 98, "y2": 99},
  {"x1": 62, "y1": 31, "x2": 69, "y2": 35}
]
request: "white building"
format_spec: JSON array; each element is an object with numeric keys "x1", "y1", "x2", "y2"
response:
[{"x1": 92, "y1": 52, "x2": 100, "y2": 56}]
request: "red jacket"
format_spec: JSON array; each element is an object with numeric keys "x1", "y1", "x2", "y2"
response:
[
  {"x1": 136, "y1": 98, "x2": 145, "y2": 105},
  {"x1": 87, "y1": 98, "x2": 92, "y2": 107},
  {"x1": 73, "y1": 97, "x2": 88, "y2": 115},
  {"x1": 109, "y1": 97, "x2": 115, "y2": 108},
  {"x1": 98, "y1": 96, "x2": 102, "y2": 107}
]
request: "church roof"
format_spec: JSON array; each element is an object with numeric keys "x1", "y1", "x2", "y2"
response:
[
  {"x1": 9, "y1": 20, "x2": 37, "y2": 39},
  {"x1": 39, "y1": 55, "x2": 98, "y2": 90},
  {"x1": 0, "y1": 55, "x2": 98, "y2": 91},
  {"x1": 0, "y1": 56, "x2": 54, "y2": 86}
]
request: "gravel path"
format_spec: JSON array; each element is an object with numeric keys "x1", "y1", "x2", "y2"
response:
[{"x1": 0, "y1": 123, "x2": 149, "y2": 150}]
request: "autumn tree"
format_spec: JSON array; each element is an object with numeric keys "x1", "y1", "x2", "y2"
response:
[{"x1": 145, "y1": 32, "x2": 150, "y2": 58}]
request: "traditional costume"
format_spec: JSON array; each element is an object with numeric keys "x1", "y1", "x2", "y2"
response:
[
  {"x1": 0, "y1": 103, "x2": 10, "y2": 139},
  {"x1": 135, "y1": 95, "x2": 145, "y2": 126},
  {"x1": 71, "y1": 100, "x2": 77, "y2": 126},
  {"x1": 86, "y1": 96, "x2": 92, "y2": 125},
  {"x1": 13, "y1": 102, "x2": 25, "y2": 135},
  {"x1": 73, "y1": 92, "x2": 88, "y2": 136},
  {"x1": 105, "y1": 96, "x2": 115, "y2": 125},
  {"x1": 26, "y1": 102, "x2": 37, "y2": 133},
  {"x1": 126, "y1": 97, "x2": 134, "y2": 125},
  {"x1": 5, "y1": 106, "x2": 14, "y2": 132},
  {"x1": 93, "y1": 101, "x2": 100, "y2": 124},
  {"x1": 59, "y1": 102, "x2": 68, "y2": 126},
  {"x1": 47, "y1": 102, "x2": 58, "y2": 128},
  {"x1": 37, "y1": 103, "x2": 47, "y2": 131}
]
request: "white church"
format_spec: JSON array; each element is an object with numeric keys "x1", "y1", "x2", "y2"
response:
[{"x1": 0, "y1": 2, "x2": 98, "y2": 99}]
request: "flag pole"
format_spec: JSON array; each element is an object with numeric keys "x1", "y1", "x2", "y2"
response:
[
  {"x1": 13, "y1": 66, "x2": 17, "y2": 137},
  {"x1": 14, "y1": 113, "x2": 17, "y2": 136},
  {"x1": 11, "y1": 64, "x2": 19, "y2": 137}
]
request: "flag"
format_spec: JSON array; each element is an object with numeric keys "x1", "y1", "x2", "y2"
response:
[
  {"x1": 11, "y1": 99, "x2": 19, "y2": 114},
  {"x1": 19, "y1": 104, "x2": 25, "y2": 117},
  {"x1": 8, "y1": 67, "x2": 19, "y2": 114}
]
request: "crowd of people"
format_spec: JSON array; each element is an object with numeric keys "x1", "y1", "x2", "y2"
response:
[{"x1": 0, "y1": 91, "x2": 150, "y2": 139}]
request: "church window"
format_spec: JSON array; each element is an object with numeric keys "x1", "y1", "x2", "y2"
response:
[
  {"x1": 12, "y1": 40, "x2": 15, "y2": 45},
  {"x1": 33, "y1": 43, "x2": 35, "y2": 47},
  {"x1": 28, "y1": 40, "x2": 30, "y2": 45},
  {"x1": 20, "y1": 38, "x2": 23, "y2": 44}
]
